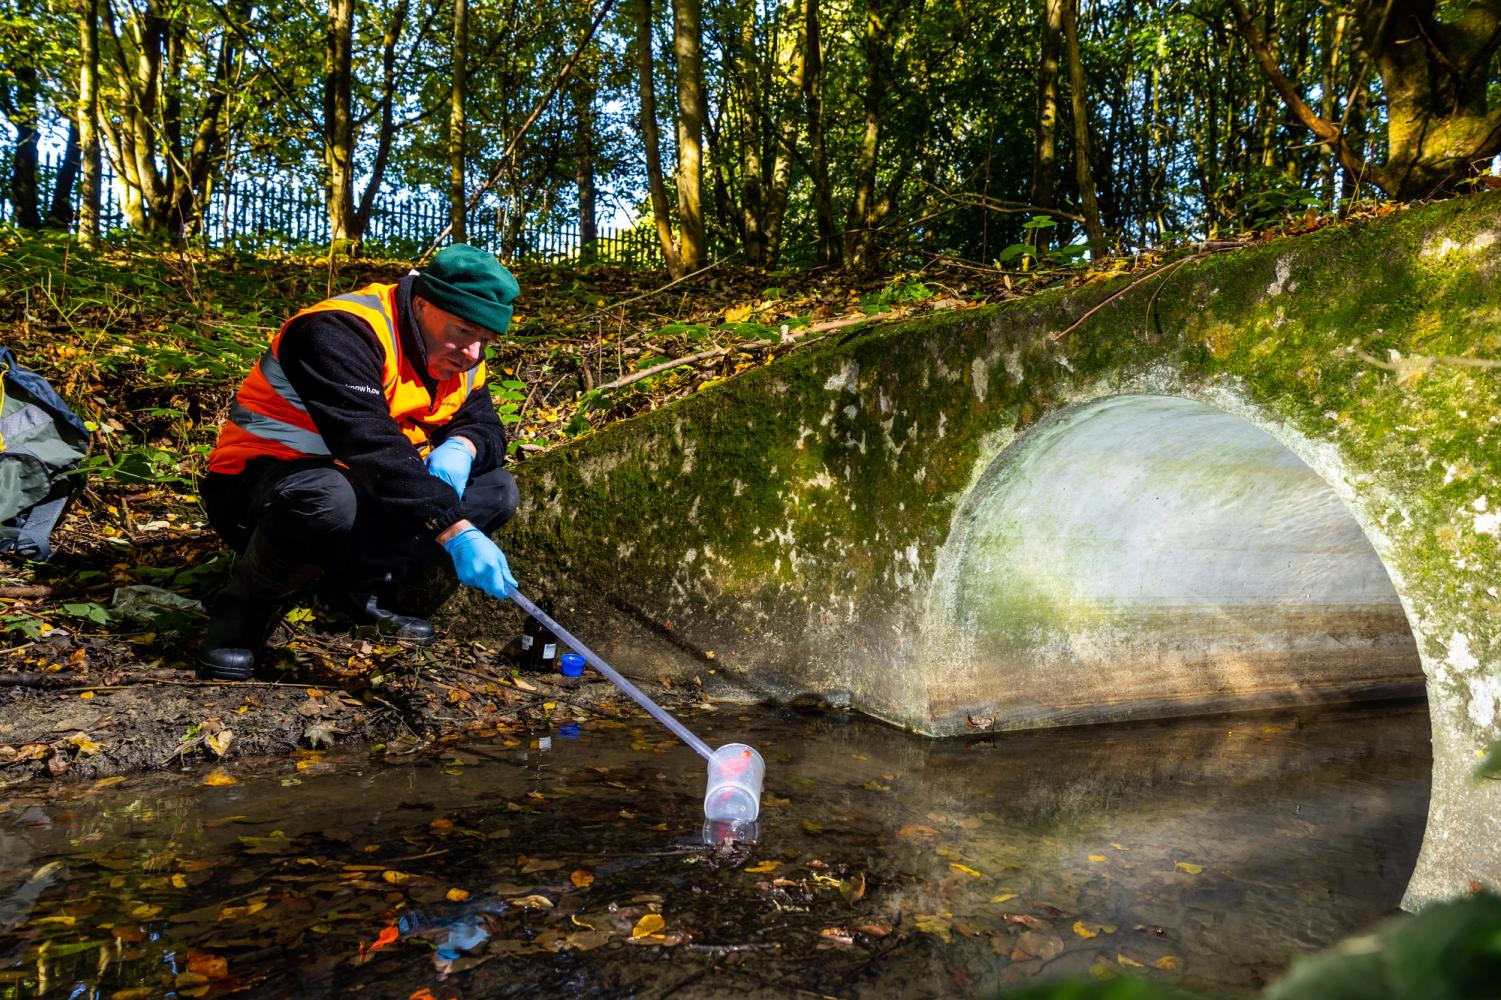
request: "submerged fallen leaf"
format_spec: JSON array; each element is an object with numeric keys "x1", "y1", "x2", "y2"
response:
[
  {"x1": 632, "y1": 913, "x2": 665, "y2": 938},
  {"x1": 1175, "y1": 861, "x2": 1204, "y2": 875},
  {"x1": 509, "y1": 894, "x2": 554, "y2": 910},
  {"x1": 743, "y1": 860, "x2": 781, "y2": 874},
  {"x1": 381, "y1": 870, "x2": 416, "y2": 885},
  {"x1": 990, "y1": 893, "x2": 1018, "y2": 904},
  {"x1": 949, "y1": 863, "x2": 984, "y2": 878},
  {"x1": 914, "y1": 912, "x2": 953, "y2": 942},
  {"x1": 1012, "y1": 929, "x2": 1064, "y2": 961},
  {"x1": 1088, "y1": 854, "x2": 1107, "y2": 863},
  {"x1": 1073, "y1": 920, "x2": 1098, "y2": 939},
  {"x1": 839, "y1": 872, "x2": 867, "y2": 904},
  {"x1": 1117, "y1": 953, "x2": 1144, "y2": 968},
  {"x1": 201, "y1": 770, "x2": 237, "y2": 787},
  {"x1": 819, "y1": 927, "x2": 855, "y2": 946},
  {"x1": 1154, "y1": 955, "x2": 1180, "y2": 970},
  {"x1": 446, "y1": 888, "x2": 470, "y2": 902},
  {"x1": 571, "y1": 869, "x2": 595, "y2": 888}
]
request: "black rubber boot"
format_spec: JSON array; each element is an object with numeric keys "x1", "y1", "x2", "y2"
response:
[
  {"x1": 331, "y1": 571, "x2": 436, "y2": 645},
  {"x1": 344, "y1": 592, "x2": 437, "y2": 644},
  {"x1": 199, "y1": 530, "x2": 322, "y2": 681}
]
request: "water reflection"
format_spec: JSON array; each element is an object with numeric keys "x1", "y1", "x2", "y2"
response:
[{"x1": 0, "y1": 699, "x2": 1429, "y2": 998}]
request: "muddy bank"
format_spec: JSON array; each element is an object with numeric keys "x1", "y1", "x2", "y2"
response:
[{"x1": 0, "y1": 620, "x2": 736, "y2": 789}]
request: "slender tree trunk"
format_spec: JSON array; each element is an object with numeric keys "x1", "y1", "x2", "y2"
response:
[
  {"x1": 637, "y1": 0, "x2": 682, "y2": 274},
  {"x1": 844, "y1": 0, "x2": 889, "y2": 268},
  {"x1": 673, "y1": 0, "x2": 706, "y2": 270},
  {"x1": 574, "y1": 76, "x2": 597, "y2": 251},
  {"x1": 734, "y1": 0, "x2": 765, "y2": 265},
  {"x1": 1062, "y1": 0, "x2": 1103, "y2": 248},
  {"x1": 802, "y1": 0, "x2": 838, "y2": 265},
  {"x1": 763, "y1": 0, "x2": 806, "y2": 268},
  {"x1": 6, "y1": 65, "x2": 43, "y2": 229},
  {"x1": 354, "y1": 0, "x2": 407, "y2": 242},
  {"x1": 1030, "y1": 0, "x2": 1064, "y2": 229},
  {"x1": 46, "y1": 119, "x2": 82, "y2": 228},
  {"x1": 448, "y1": 0, "x2": 468, "y2": 242},
  {"x1": 78, "y1": 0, "x2": 103, "y2": 244},
  {"x1": 324, "y1": 0, "x2": 357, "y2": 248}
]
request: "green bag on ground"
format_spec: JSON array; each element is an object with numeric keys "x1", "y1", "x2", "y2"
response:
[{"x1": 0, "y1": 346, "x2": 89, "y2": 561}]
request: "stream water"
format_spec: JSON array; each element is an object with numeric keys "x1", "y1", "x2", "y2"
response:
[{"x1": 0, "y1": 698, "x2": 1429, "y2": 999}]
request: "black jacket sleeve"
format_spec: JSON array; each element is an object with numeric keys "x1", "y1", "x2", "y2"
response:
[{"x1": 276, "y1": 311, "x2": 467, "y2": 537}]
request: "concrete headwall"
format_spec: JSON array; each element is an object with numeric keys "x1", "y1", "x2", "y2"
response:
[{"x1": 442, "y1": 193, "x2": 1501, "y2": 907}]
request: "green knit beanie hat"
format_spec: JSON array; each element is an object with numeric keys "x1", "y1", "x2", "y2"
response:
[{"x1": 414, "y1": 244, "x2": 520, "y2": 336}]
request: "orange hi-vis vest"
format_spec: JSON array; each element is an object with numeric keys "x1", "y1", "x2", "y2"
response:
[{"x1": 208, "y1": 283, "x2": 484, "y2": 475}]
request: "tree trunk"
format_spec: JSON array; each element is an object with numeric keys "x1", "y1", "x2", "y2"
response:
[
  {"x1": 324, "y1": 0, "x2": 357, "y2": 249},
  {"x1": 844, "y1": 0, "x2": 890, "y2": 268},
  {"x1": 6, "y1": 64, "x2": 43, "y2": 229},
  {"x1": 735, "y1": 0, "x2": 767, "y2": 266},
  {"x1": 574, "y1": 75, "x2": 597, "y2": 251},
  {"x1": 77, "y1": 0, "x2": 103, "y2": 244},
  {"x1": 802, "y1": 0, "x2": 839, "y2": 265},
  {"x1": 1030, "y1": 0, "x2": 1064, "y2": 232},
  {"x1": 45, "y1": 119, "x2": 82, "y2": 229},
  {"x1": 673, "y1": 0, "x2": 706, "y2": 271},
  {"x1": 637, "y1": 0, "x2": 682, "y2": 274},
  {"x1": 354, "y1": 0, "x2": 408, "y2": 243},
  {"x1": 1231, "y1": 0, "x2": 1501, "y2": 201},
  {"x1": 449, "y1": 0, "x2": 468, "y2": 242},
  {"x1": 763, "y1": 0, "x2": 807, "y2": 268},
  {"x1": 1062, "y1": 0, "x2": 1103, "y2": 249}
]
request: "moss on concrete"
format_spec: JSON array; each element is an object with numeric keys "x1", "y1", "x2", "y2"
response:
[{"x1": 443, "y1": 191, "x2": 1501, "y2": 907}]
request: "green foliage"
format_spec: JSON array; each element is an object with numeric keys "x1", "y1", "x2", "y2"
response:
[
  {"x1": 859, "y1": 277, "x2": 935, "y2": 314},
  {"x1": 61, "y1": 602, "x2": 111, "y2": 625}
]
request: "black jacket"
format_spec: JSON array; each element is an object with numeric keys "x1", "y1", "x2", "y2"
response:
[{"x1": 236, "y1": 275, "x2": 506, "y2": 536}]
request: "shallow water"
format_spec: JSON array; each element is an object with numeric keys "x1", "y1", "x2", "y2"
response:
[{"x1": 0, "y1": 699, "x2": 1429, "y2": 998}]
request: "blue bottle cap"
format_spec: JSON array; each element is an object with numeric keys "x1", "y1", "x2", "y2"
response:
[{"x1": 559, "y1": 652, "x2": 586, "y2": 677}]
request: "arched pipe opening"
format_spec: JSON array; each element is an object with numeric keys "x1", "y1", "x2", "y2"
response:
[{"x1": 923, "y1": 393, "x2": 1426, "y2": 730}]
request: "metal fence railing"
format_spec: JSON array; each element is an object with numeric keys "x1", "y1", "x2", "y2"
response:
[{"x1": 3, "y1": 150, "x2": 664, "y2": 267}]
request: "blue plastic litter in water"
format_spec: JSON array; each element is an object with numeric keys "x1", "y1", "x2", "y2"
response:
[{"x1": 558, "y1": 723, "x2": 581, "y2": 739}]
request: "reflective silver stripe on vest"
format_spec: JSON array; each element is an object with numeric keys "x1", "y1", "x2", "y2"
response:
[
  {"x1": 330, "y1": 290, "x2": 399, "y2": 364},
  {"x1": 463, "y1": 366, "x2": 479, "y2": 394},
  {"x1": 227, "y1": 401, "x2": 331, "y2": 455},
  {"x1": 258, "y1": 351, "x2": 308, "y2": 412}
]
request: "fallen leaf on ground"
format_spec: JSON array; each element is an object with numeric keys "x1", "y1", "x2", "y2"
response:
[{"x1": 205, "y1": 730, "x2": 233, "y2": 757}]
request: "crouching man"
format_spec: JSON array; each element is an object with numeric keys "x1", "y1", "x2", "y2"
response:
[{"x1": 198, "y1": 244, "x2": 521, "y2": 680}]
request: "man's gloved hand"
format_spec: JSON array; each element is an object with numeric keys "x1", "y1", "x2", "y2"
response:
[
  {"x1": 443, "y1": 527, "x2": 517, "y2": 599},
  {"x1": 426, "y1": 438, "x2": 475, "y2": 499}
]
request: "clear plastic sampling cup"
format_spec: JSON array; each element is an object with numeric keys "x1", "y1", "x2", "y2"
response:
[{"x1": 704, "y1": 743, "x2": 765, "y2": 822}]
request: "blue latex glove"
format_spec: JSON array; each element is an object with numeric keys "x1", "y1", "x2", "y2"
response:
[
  {"x1": 443, "y1": 527, "x2": 517, "y2": 599},
  {"x1": 426, "y1": 438, "x2": 474, "y2": 499}
]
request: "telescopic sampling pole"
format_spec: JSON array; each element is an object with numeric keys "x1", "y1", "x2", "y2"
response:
[{"x1": 506, "y1": 588, "x2": 714, "y2": 761}]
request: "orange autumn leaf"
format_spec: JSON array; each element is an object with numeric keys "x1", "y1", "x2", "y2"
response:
[{"x1": 571, "y1": 869, "x2": 595, "y2": 888}]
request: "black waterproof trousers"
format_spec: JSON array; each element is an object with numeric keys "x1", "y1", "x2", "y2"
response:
[{"x1": 201, "y1": 457, "x2": 518, "y2": 589}]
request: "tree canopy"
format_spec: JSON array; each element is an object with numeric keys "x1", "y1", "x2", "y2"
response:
[{"x1": 1, "y1": 0, "x2": 1498, "y2": 267}]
